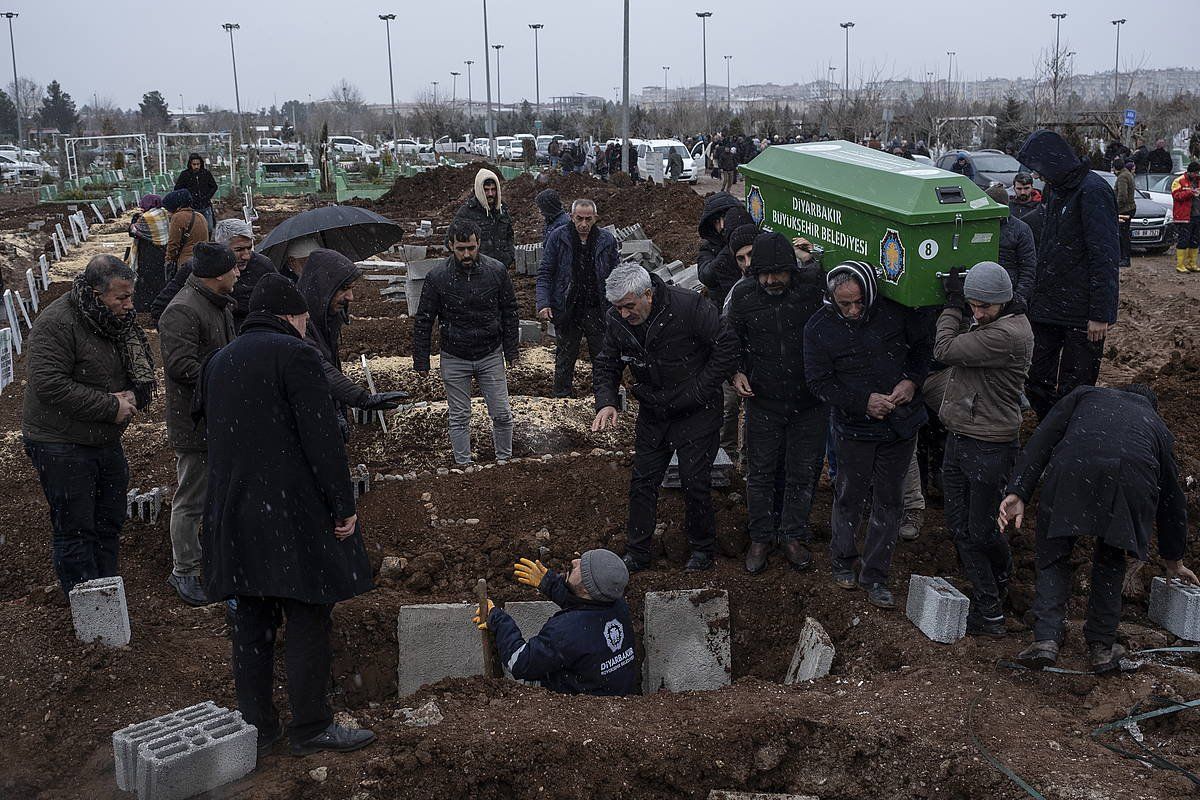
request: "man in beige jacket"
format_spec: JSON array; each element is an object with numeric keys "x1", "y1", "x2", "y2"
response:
[{"x1": 924, "y1": 262, "x2": 1033, "y2": 637}]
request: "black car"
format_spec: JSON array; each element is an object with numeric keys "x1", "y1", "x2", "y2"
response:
[
  {"x1": 1093, "y1": 171, "x2": 1172, "y2": 254},
  {"x1": 936, "y1": 149, "x2": 1028, "y2": 189}
]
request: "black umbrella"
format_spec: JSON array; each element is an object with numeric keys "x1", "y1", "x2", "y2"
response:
[{"x1": 258, "y1": 205, "x2": 404, "y2": 268}]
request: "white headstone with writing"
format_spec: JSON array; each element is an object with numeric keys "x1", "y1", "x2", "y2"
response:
[
  {"x1": 90, "y1": 203, "x2": 104, "y2": 224},
  {"x1": 3, "y1": 291, "x2": 22, "y2": 355},
  {"x1": 67, "y1": 214, "x2": 81, "y2": 245},
  {"x1": 25, "y1": 268, "x2": 38, "y2": 313},
  {"x1": 55, "y1": 223, "x2": 69, "y2": 252},
  {"x1": 0, "y1": 327, "x2": 13, "y2": 393},
  {"x1": 39, "y1": 255, "x2": 50, "y2": 289},
  {"x1": 116, "y1": 194, "x2": 126, "y2": 213},
  {"x1": 15, "y1": 292, "x2": 31, "y2": 329},
  {"x1": 52, "y1": 233, "x2": 62, "y2": 261},
  {"x1": 76, "y1": 211, "x2": 89, "y2": 240},
  {"x1": 107, "y1": 196, "x2": 118, "y2": 217}
]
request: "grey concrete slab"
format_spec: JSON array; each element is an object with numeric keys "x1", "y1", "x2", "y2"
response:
[
  {"x1": 519, "y1": 320, "x2": 541, "y2": 343},
  {"x1": 113, "y1": 701, "x2": 226, "y2": 792},
  {"x1": 905, "y1": 575, "x2": 969, "y2": 644},
  {"x1": 643, "y1": 589, "x2": 731, "y2": 693},
  {"x1": 1149, "y1": 577, "x2": 1200, "y2": 641},
  {"x1": 785, "y1": 617, "x2": 834, "y2": 683},
  {"x1": 69, "y1": 576, "x2": 131, "y2": 647},
  {"x1": 397, "y1": 603, "x2": 484, "y2": 696},
  {"x1": 135, "y1": 710, "x2": 256, "y2": 800}
]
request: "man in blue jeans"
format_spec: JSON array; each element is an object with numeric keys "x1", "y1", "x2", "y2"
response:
[
  {"x1": 413, "y1": 219, "x2": 520, "y2": 464},
  {"x1": 22, "y1": 255, "x2": 157, "y2": 596}
]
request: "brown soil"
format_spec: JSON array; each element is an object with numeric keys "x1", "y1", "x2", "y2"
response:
[{"x1": 2, "y1": 198, "x2": 1198, "y2": 800}]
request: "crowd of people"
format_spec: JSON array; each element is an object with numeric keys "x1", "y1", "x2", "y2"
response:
[{"x1": 17, "y1": 130, "x2": 1199, "y2": 761}]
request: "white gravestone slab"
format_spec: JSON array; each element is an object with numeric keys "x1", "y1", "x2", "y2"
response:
[
  {"x1": 39, "y1": 255, "x2": 50, "y2": 289},
  {"x1": 3, "y1": 291, "x2": 22, "y2": 355},
  {"x1": 0, "y1": 328, "x2": 13, "y2": 392},
  {"x1": 16, "y1": 292, "x2": 32, "y2": 329},
  {"x1": 107, "y1": 196, "x2": 118, "y2": 217},
  {"x1": 25, "y1": 268, "x2": 38, "y2": 313},
  {"x1": 55, "y1": 223, "x2": 69, "y2": 252},
  {"x1": 52, "y1": 233, "x2": 62, "y2": 261},
  {"x1": 90, "y1": 203, "x2": 105, "y2": 224}
]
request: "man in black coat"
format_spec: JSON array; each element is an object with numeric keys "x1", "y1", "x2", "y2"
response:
[
  {"x1": 1148, "y1": 139, "x2": 1174, "y2": 175},
  {"x1": 1001, "y1": 385, "x2": 1197, "y2": 673},
  {"x1": 695, "y1": 192, "x2": 741, "y2": 287},
  {"x1": 199, "y1": 273, "x2": 375, "y2": 757},
  {"x1": 592, "y1": 263, "x2": 739, "y2": 573},
  {"x1": 699, "y1": 205, "x2": 756, "y2": 311},
  {"x1": 452, "y1": 167, "x2": 515, "y2": 267},
  {"x1": 984, "y1": 185, "x2": 1037, "y2": 308},
  {"x1": 727, "y1": 231, "x2": 826, "y2": 574},
  {"x1": 1009, "y1": 173, "x2": 1045, "y2": 244},
  {"x1": 173, "y1": 153, "x2": 219, "y2": 232},
  {"x1": 1016, "y1": 130, "x2": 1120, "y2": 421},
  {"x1": 804, "y1": 261, "x2": 933, "y2": 609},
  {"x1": 414, "y1": 219, "x2": 519, "y2": 465},
  {"x1": 1131, "y1": 138, "x2": 1150, "y2": 175}
]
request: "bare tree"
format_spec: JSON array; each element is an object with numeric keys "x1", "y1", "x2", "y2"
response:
[{"x1": 329, "y1": 80, "x2": 365, "y2": 114}]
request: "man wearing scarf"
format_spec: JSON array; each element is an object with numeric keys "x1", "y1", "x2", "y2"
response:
[{"x1": 22, "y1": 255, "x2": 157, "y2": 597}]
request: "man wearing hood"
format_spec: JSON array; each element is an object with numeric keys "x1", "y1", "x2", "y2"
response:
[
  {"x1": 803, "y1": 262, "x2": 933, "y2": 608},
  {"x1": 695, "y1": 192, "x2": 741, "y2": 288},
  {"x1": 536, "y1": 199, "x2": 619, "y2": 397},
  {"x1": 535, "y1": 189, "x2": 570, "y2": 244},
  {"x1": 1015, "y1": 130, "x2": 1119, "y2": 422},
  {"x1": 163, "y1": 189, "x2": 207, "y2": 269},
  {"x1": 296, "y1": 249, "x2": 408, "y2": 434},
  {"x1": 452, "y1": 168, "x2": 515, "y2": 268},
  {"x1": 173, "y1": 153, "x2": 219, "y2": 232},
  {"x1": 591, "y1": 263, "x2": 740, "y2": 573},
  {"x1": 727, "y1": 232, "x2": 826, "y2": 574},
  {"x1": 414, "y1": 220, "x2": 520, "y2": 465}
]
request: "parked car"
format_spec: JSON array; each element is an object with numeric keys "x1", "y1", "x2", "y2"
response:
[
  {"x1": 249, "y1": 138, "x2": 300, "y2": 156},
  {"x1": 636, "y1": 139, "x2": 696, "y2": 183},
  {"x1": 382, "y1": 138, "x2": 424, "y2": 155},
  {"x1": 471, "y1": 137, "x2": 491, "y2": 156},
  {"x1": 1138, "y1": 172, "x2": 1182, "y2": 208},
  {"x1": 493, "y1": 136, "x2": 518, "y2": 160},
  {"x1": 431, "y1": 135, "x2": 473, "y2": 154},
  {"x1": 327, "y1": 135, "x2": 379, "y2": 160},
  {"x1": 0, "y1": 144, "x2": 43, "y2": 162},
  {"x1": 0, "y1": 152, "x2": 44, "y2": 184},
  {"x1": 1094, "y1": 170, "x2": 1172, "y2": 253},
  {"x1": 504, "y1": 134, "x2": 536, "y2": 161},
  {"x1": 535, "y1": 134, "x2": 563, "y2": 156},
  {"x1": 935, "y1": 149, "x2": 1027, "y2": 188}
]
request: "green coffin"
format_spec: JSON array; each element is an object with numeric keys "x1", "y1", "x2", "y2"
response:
[{"x1": 739, "y1": 141, "x2": 1008, "y2": 307}]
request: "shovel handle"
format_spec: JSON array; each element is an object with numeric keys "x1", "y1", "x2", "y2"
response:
[{"x1": 476, "y1": 578, "x2": 494, "y2": 677}]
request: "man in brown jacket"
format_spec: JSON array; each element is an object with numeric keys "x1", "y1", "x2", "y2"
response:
[
  {"x1": 158, "y1": 243, "x2": 240, "y2": 605},
  {"x1": 1113, "y1": 159, "x2": 1137, "y2": 269},
  {"x1": 924, "y1": 261, "x2": 1033, "y2": 636},
  {"x1": 163, "y1": 189, "x2": 208, "y2": 269},
  {"x1": 23, "y1": 255, "x2": 157, "y2": 596}
]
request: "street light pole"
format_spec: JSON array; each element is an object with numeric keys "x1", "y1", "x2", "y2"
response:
[
  {"x1": 1051, "y1": 12, "x2": 1067, "y2": 110},
  {"x1": 840, "y1": 21, "x2": 854, "y2": 99},
  {"x1": 529, "y1": 24, "x2": 543, "y2": 113},
  {"x1": 465, "y1": 60, "x2": 474, "y2": 120},
  {"x1": 2, "y1": 12, "x2": 20, "y2": 150},
  {"x1": 432, "y1": 81, "x2": 439, "y2": 105},
  {"x1": 696, "y1": 12, "x2": 712, "y2": 138},
  {"x1": 450, "y1": 71, "x2": 460, "y2": 104},
  {"x1": 492, "y1": 44, "x2": 504, "y2": 115},
  {"x1": 946, "y1": 51, "x2": 955, "y2": 94},
  {"x1": 622, "y1": 0, "x2": 630, "y2": 175},
  {"x1": 1111, "y1": 18, "x2": 1126, "y2": 104},
  {"x1": 724, "y1": 55, "x2": 732, "y2": 110},
  {"x1": 222, "y1": 23, "x2": 245, "y2": 152},
  {"x1": 379, "y1": 14, "x2": 398, "y2": 156},
  {"x1": 662, "y1": 65, "x2": 669, "y2": 105},
  {"x1": 481, "y1": 0, "x2": 495, "y2": 159}
]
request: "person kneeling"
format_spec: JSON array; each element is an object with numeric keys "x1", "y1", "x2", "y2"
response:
[{"x1": 474, "y1": 549, "x2": 636, "y2": 696}]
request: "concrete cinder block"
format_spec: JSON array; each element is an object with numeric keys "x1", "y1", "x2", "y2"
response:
[
  {"x1": 519, "y1": 319, "x2": 541, "y2": 344},
  {"x1": 662, "y1": 448, "x2": 733, "y2": 489},
  {"x1": 785, "y1": 617, "x2": 834, "y2": 683},
  {"x1": 69, "y1": 576, "x2": 131, "y2": 647},
  {"x1": 643, "y1": 589, "x2": 731, "y2": 693},
  {"x1": 397, "y1": 603, "x2": 484, "y2": 696},
  {"x1": 113, "y1": 702, "x2": 226, "y2": 791},
  {"x1": 136, "y1": 710, "x2": 257, "y2": 800},
  {"x1": 1149, "y1": 577, "x2": 1200, "y2": 641},
  {"x1": 905, "y1": 575, "x2": 969, "y2": 644},
  {"x1": 500, "y1": 600, "x2": 560, "y2": 682}
]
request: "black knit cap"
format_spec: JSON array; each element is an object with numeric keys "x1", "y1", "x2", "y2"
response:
[
  {"x1": 191, "y1": 242, "x2": 237, "y2": 278},
  {"x1": 249, "y1": 273, "x2": 308, "y2": 315},
  {"x1": 728, "y1": 224, "x2": 759, "y2": 256},
  {"x1": 748, "y1": 231, "x2": 797, "y2": 275}
]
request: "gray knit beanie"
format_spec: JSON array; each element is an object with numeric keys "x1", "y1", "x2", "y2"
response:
[
  {"x1": 579, "y1": 549, "x2": 628, "y2": 602},
  {"x1": 964, "y1": 261, "x2": 1012, "y2": 304}
]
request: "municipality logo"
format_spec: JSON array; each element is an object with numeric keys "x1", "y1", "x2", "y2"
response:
[
  {"x1": 747, "y1": 185, "x2": 765, "y2": 225},
  {"x1": 603, "y1": 619, "x2": 624, "y2": 653},
  {"x1": 879, "y1": 228, "x2": 906, "y2": 284}
]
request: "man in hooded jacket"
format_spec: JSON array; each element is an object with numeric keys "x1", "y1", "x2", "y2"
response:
[
  {"x1": 696, "y1": 192, "x2": 742, "y2": 288},
  {"x1": 173, "y1": 153, "x2": 219, "y2": 232},
  {"x1": 452, "y1": 168, "x2": 515, "y2": 267},
  {"x1": 536, "y1": 189, "x2": 570, "y2": 244},
  {"x1": 803, "y1": 261, "x2": 933, "y2": 609},
  {"x1": 200, "y1": 273, "x2": 376, "y2": 757},
  {"x1": 296, "y1": 249, "x2": 408, "y2": 434},
  {"x1": 1015, "y1": 130, "x2": 1119, "y2": 422}
]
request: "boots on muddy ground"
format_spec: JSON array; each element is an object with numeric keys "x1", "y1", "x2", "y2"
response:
[
  {"x1": 781, "y1": 539, "x2": 813, "y2": 571},
  {"x1": 1188, "y1": 249, "x2": 1200, "y2": 273},
  {"x1": 899, "y1": 509, "x2": 923, "y2": 542},
  {"x1": 744, "y1": 542, "x2": 771, "y2": 574},
  {"x1": 1014, "y1": 639, "x2": 1060, "y2": 669},
  {"x1": 685, "y1": 551, "x2": 715, "y2": 572},
  {"x1": 1088, "y1": 641, "x2": 1128, "y2": 675}
]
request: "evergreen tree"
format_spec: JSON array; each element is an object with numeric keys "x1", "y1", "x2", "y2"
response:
[
  {"x1": 38, "y1": 80, "x2": 79, "y2": 133},
  {"x1": 994, "y1": 95, "x2": 1028, "y2": 153},
  {"x1": 139, "y1": 90, "x2": 171, "y2": 131},
  {"x1": 0, "y1": 89, "x2": 16, "y2": 138}
]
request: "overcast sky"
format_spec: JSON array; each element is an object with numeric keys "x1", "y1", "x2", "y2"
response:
[{"x1": 7, "y1": 0, "x2": 1192, "y2": 111}]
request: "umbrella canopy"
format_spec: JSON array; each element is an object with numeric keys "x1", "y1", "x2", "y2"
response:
[{"x1": 258, "y1": 205, "x2": 404, "y2": 268}]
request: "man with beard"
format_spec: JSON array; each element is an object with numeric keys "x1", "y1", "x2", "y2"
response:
[{"x1": 452, "y1": 168, "x2": 515, "y2": 267}]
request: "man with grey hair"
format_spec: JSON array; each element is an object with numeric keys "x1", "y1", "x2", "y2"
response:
[
  {"x1": 592, "y1": 263, "x2": 739, "y2": 573},
  {"x1": 536, "y1": 198, "x2": 618, "y2": 396},
  {"x1": 152, "y1": 217, "x2": 279, "y2": 328},
  {"x1": 23, "y1": 255, "x2": 156, "y2": 597}
]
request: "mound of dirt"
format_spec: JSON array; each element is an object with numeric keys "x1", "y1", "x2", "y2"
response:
[{"x1": 366, "y1": 162, "x2": 504, "y2": 224}]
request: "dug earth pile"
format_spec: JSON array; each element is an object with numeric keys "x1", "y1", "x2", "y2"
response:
[{"x1": 0, "y1": 188, "x2": 1197, "y2": 800}]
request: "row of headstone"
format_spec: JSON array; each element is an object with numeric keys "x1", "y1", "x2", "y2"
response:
[{"x1": 514, "y1": 243, "x2": 543, "y2": 276}]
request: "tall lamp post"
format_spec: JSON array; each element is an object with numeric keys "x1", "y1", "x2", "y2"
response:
[
  {"x1": 450, "y1": 71, "x2": 460, "y2": 104},
  {"x1": 1050, "y1": 12, "x2": 1067, "y2": 110},
  {"x1": 662, "y1": 65, "x2": 670, "y2": 105},
  {"x1": 839, "y1": 21, "x2": 854, "y2": 99},
  {"x1": 696, "y1": 11, "x2": 712, "y2": 138},
  {"x1": 378, "y1": 14, "x2": 398, "y2": 155},
  {"x1": 621, "y1": 0, "x2": 630, "y2": 175},
  {"x1": 946, "y1": 51, "x2": 955, "y2": 97},
  {"x1": 492, "y1": 44, "x2": 504, "y2": 115},
  {"x1": 1111, "y1": 18, "x2": 1126, "y2": 104},
  {"x1": 2, "y1": 12, "x2": 20, "y2": 150},
  {"x1": 221, "y1": 23, "x2": 245, "y2": 152},
  {"x1": 529, "y1": 23, "x2": 543, "y2": 113},
  {"x1": 724, "y1": 55, "x2": 732, "y2": 110},
  {"x1": 464, "y1": 60, "x2": 474, "y2": 120},
  {"x1": 431, "y1": 81, "x2": 439, "y2": 105},
  {"x1": 481, "y1": 0, "x2": 495, "y2": 158}
]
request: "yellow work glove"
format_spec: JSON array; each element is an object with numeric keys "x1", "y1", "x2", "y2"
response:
[
  {"x1": 472, "y1": 599, "x2": 494, "y2": 630},
  {"x1": 513, "y1": 558, "x2": 548, "y2": 589}
]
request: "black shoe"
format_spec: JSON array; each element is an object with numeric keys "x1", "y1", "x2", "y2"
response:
[
  {"x1": 290, "y1": 723, "x2": 376, "y2": 757},
  {"x1": 744, "y1": 542, "x2": 771, "y2": 574},
  {"x1": 167, "y1": 574, "x2": 210, "y2": 607},
  {"x1": 832, "y1": 565, "x2": 858, "y2": 590},
  {"x1": 1014, "y1": 639, "x2": 1059, "y2": 669},
  {"x1": 684, "y1": 552, "x2": 715, "y2": 572},
  {"x1": 622, "y1": 553, "x2": 652, "y2": 574},
  {"x1": 781, "y1": 540, "x2": 813, "y2": 571},
  {"x1": 967, "y1": 616, "x2": 1007, "y2": 638},
  {"x1": 862, "y1": 582, "x2": 895, "y2": 609},
  {"x1": 1088, "y1": 641, "x2": 1128, "y2": 675},
  {"x1": 257, "y1": 726, "x2": 284, "y2": 758}
]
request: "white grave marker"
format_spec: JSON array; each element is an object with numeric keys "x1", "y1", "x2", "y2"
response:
[
  {"x1": 116, "y1": 194, "x2": 126, "y2": 213},
  {"x1": 25, "y1": 268, "x2": 38, "y2": 313},
  {"x1": 67, "y1": 214, "x2": 81, "y2": 245},
  {"x1": 90, "y1": 203, "x2": 105, "y2": 224},
  {"x1": 15, "y1": 292, "x2": 32, "y2": 329},
  {"x1": 106, "y1": 196, "x2": 118, "y2": 217},
  {"x1": 39, "y1": 255, "x2": 50, "y2": 289},
  {"x1": 3, "y1": 291, "x2": 22, "y2": 355},
  {"x1": 76, "y1": 211, "x2": 89, "y2": 240},
  {"x1": 52, "y1": 234, "x2": 62, "y2": 261},
  {"x1": 0, "y1": 327, "x2": 12, "y2": 392},
  {"x1": 55, "y1": 223, "x2": 69, "y2": 252}
]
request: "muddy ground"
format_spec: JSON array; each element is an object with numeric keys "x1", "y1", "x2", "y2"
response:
[{"x1": 0, "y1": 176, "x2": 1198, "y2": 800}]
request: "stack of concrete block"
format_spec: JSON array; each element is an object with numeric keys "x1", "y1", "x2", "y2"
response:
[
  {"x1": 352, "y1": 464, "x2": 371, "y2": 500},
  {"x1": 519, "y1": 319, "x2": 542, "y2": 343},
  {"x1": 619, "y1": 237, "x2": 663, "y2": 270},
  {"x1": 906, "y1": 575, "x2": 969, "y2": 643},
  {"x1": 662, "y1": 447, "x2": 733, "y2": 489},
  {"x1": 126, "y1": 487, "x2": 167, "y2": 524},
  {"x1": 113, "y1": 702, "x2": 257, "y2": 800},
  {"x1": 643, "y1": 589, "x2": 731, "y2": 693},
  {"x1": 666, "y1": 264, "x2": 702, "y2": 292},
  {"x1": 413, "y1": 220, "x2": 433, "y2": 238},
  {"x1": 69, "y1": 576, "x2": 131, "y2": 647},
  {"x1": 1149, "y1": 577, "x2": 1200, "y2": 641},
  {"x1": 651, "y1": 260, "x2": 687, "y2": 282},
  {"x1": 785, "y1": 617, "x2": 835, "y2": 683},
  {"x1": 514, "y1": 243, "x2": 544, "y2": 276},
  {"x1": 379, "y1": 275, "x2": 407, "y2": 303},
  {"x1": 606, "y1": 223, "x2": 646, "y2": 243}
]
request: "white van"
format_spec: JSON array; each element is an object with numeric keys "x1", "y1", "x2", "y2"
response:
[
  {"x1": 637, "y1": 139, "x2": 696, "y2": 183},
  {"x1": 327, "y1": 136, "x2": 379, "y2": 160}
]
